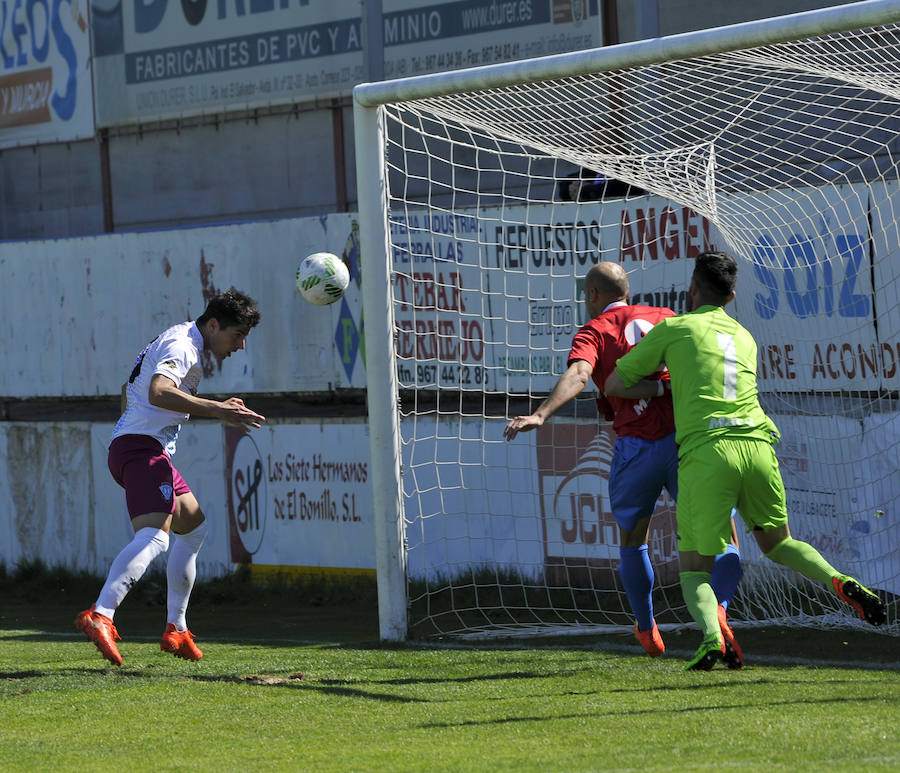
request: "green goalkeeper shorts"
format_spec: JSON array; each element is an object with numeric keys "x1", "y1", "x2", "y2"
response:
[{"x1": 676, "y1": 436, "x2": 788, "y2": 555}]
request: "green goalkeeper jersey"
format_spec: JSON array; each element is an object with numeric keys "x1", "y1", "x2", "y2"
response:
[{"x1": 614, "y1": 304, "x2": 780, "y2": 457}]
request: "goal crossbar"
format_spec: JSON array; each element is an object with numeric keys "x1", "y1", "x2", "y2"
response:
[{"x1": 354, "y1": 0, "x2": 900, "y2": 108}]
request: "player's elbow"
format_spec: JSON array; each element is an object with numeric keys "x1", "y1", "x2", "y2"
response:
[
  {"x1": 568, "y1": 361, "x2": 592, "y2": 392},
  {"x1": 147, "y1": 375, "x2": 177, "y2": 408},
  {"x1": 572, "y1": 371, "x2": 590, "y2": 391},
  {"x1": 147, "y1": 389, "x2": 167, "y2": 410}
]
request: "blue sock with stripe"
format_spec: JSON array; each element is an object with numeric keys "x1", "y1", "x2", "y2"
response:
[
  {"x1": 619, "y1": 545, "x2": 654, "y2": 630},
  {"x1": 710, "y1": 542, "x2": 743, "y2": 611}
]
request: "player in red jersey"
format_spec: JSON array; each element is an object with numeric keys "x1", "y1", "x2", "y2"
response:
[{"x1": 505, "y1": 262, "x2": 743, "y2": 662}]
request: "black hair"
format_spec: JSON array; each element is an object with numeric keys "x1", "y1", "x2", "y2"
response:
[
  {"x1": 692, "y1": 251, "x2": 737, "y2": 302},
  {"x1": 197, "y1": 288, "x2": 261, "y2": 329}
]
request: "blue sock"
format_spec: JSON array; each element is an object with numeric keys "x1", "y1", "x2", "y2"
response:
[
  {"x1": 710, "y1": 543, "x2": 743, "y2": 610},
  {"x1": 619, "y1": 545, "x2": 654, "y2": 630}
]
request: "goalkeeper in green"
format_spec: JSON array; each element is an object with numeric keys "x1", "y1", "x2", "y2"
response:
[{"x1": 606, "y1": 251, "x2": 886, "y2": 670}]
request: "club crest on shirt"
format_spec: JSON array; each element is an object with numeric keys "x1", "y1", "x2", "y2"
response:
[
  {"x1": 161, "y1": 360, "x2": 178, "y2": 370},
  {"x1": 159, "y1": 484, "x2": 173, "y2": 502}
]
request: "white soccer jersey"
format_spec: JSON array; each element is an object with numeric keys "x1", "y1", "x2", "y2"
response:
[{"x1": 111, "y1": 321, "x2": 205, "y2": 454}]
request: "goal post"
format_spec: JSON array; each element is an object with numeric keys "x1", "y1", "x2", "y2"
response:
[
  {"x1": 354, "y1": 103, "x2": 408, "y2": 641},
  {"x1": 354, "y1": 0, "x2": 900, "y2": 641}
]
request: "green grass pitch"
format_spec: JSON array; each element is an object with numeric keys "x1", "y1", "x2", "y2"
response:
[{"x1": 1, "y1": 568, "x2": 898, "y2": 772}]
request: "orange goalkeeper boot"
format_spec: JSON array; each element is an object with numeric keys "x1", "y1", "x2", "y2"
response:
[
  {"x1": 717, "y1": 604, "x2": 743, "y2": 669},
  {"x1": 833, "y1": 577, "x2": 886, "y2": 626}
]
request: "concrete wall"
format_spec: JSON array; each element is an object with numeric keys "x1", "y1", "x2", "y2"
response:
[
  {"x1": 107, "y1": 106, "x2": 356, "y2": 231},
  {"x1": 0, "y1": 214, "x2": 365, "y2": 398},
  {"x1": 0, "y1": 141, "x2": 106, "y2": 240}
]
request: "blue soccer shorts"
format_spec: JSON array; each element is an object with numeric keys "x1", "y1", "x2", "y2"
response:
[{"x1": 607, "y1": 431, "x2": 678, "y2": 532}]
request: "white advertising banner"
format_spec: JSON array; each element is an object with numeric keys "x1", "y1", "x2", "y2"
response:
[
  {"x1": 0, "y1": 0, "x2": 94, "y2": 147},
  {"x1": 726, "y1": 184, "x2": 877, "y2": 393},
  {"x1": 734, "y1": 412, "x2": 898, "y2": 596},
  {"x1": 0, "y1": 420, "x2": 375, "y2": 576},
  {"x1": 402, "y1": 411, "x2": 896, "y2": 595},
  {"x1": 534, "y1": 420, "x2": 679, "y2": 586},
  {"x1": 392, "y1": 198, "x2": 718, "y2": 394},
  {"x1": 518, "y1": 413, "x2": 898, "y2": 595},
  {"x1": 90, "y1": 0, "x2": 602, "y2": 127},
  {"x1": 90, "y1": 0, "x2": 363, "y2": 126},
  {"x1": 394, "y1": 183, "x2": 879, "y2": 396},
  {"x1": 0, "y1": 412, "x2": 896, "y2": 594},
  {"x1": 767, "y1": 414, "x2": 865, "y2": 568},
  {"x1": 381, "y1": 0, "x2": 602, "y2": 80},
  {"x1": 225, "y1": 422, "x2": 375, "y2": 570},
  {"x1": 402, "y1": 414, "x2": 544, "y2": 580},
  {"x1": 855, "y1": 412, "x2": 900, "y2": 596}
]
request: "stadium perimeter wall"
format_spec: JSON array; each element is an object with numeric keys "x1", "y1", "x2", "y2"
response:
[{"x1": 0, "y1": 192, "x2": 898, "y2": 594}]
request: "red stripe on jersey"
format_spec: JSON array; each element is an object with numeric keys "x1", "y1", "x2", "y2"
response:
[{"x1": 568, "y1": 304, "x2": 675, "y2": 440}]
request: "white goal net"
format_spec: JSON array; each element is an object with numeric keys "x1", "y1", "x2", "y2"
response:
[{"x1": 354, "y1": 1, "x2": 900, "y2": 639}]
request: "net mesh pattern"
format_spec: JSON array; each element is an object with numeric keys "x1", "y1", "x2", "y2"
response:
[{"x1": 377, "y1": 23, "x2": 900, "y2": 637}]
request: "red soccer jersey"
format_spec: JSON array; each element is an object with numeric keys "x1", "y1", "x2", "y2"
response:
[{"x1": 567, "y1": 303, "x2": 675, "y2": 440}]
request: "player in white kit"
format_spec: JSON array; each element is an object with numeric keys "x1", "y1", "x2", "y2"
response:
[{"x1": 76, "y1": 289, "x2": 266, "y2": 665}]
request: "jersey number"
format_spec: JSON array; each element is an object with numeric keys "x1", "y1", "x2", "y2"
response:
[
  {"x1": 128, "y1": 337, "x2": 159, "y2": 384},
  {"x1": 717, "y1": 333, "x2": 737, "y2": 400}
]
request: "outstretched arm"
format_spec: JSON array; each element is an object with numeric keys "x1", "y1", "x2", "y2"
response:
[
  {"x1": 148, "y1": 374, "x2": 266, "y2": 429},
  {"x1": 504, "y1": 360, "x2": 593, "y2": 441}
]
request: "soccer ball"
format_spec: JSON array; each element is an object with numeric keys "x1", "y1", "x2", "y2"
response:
[{"x1": 296, "y1": 252, "x2": 350, "y2": 306}]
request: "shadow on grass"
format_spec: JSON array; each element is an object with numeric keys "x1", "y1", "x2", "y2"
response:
[
  {"x1": 0, "y1": 670, "x2": 43, "y2": 680},
  {"x1": 0, "y1": 559, "x2": 380, "y2": 645},
  {"x1": 2, "y1": 560, "x2": 898, "y2": 670},
  {"x1": 5, "y1": 661, "x2": 891, "y2": 717},
  {"x1": 416, "y1": 693, "x2": 894, "y2": 729},
  {"x1": 189, "y1": 673, "x2": 430, "y2": 702},
  {"x1": 3, "y1": 624, "x2": 899, "y2": 674}
]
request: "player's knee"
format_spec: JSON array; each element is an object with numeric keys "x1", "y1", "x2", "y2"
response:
[
  {"x1": 762, "y1": 535, "x2": 792, "y2": 562},
  {"x1": 175, "y1": 517, "x2": 208, "y2": 552},
  {"x1": 618, "y1": 517, "x2": 652, "y2": 548},
  {"x1": 756, "y1": 524, "x2": 791, "y2": 556}
]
